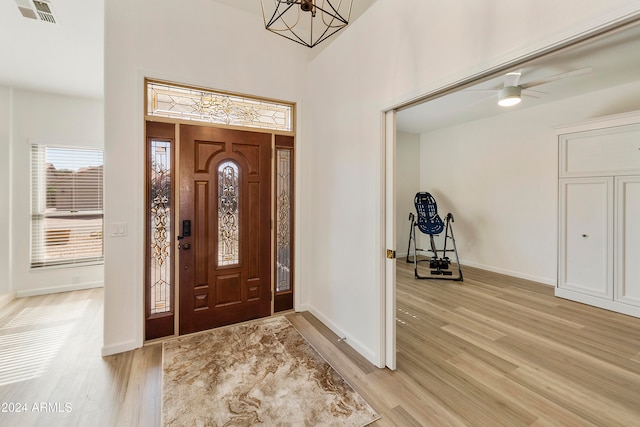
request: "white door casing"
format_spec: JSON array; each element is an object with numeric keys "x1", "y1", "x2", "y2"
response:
[{"x1": 384, "y1": 110, "x2": 396, "y2": 370}]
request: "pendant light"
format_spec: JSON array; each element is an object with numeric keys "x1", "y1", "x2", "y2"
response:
[{"x1": 261, "y1": 0, "x2": 353, "y2": 48}]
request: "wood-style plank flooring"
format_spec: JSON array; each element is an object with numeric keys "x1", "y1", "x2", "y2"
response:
[
  {"x1": 0, "y1": 289, "x2": 161, "y2": 427},
  {"x1": 2, "y1": 262, "x2": 640, "y2": 426}
]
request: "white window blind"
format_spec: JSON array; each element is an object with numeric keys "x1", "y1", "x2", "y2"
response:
[{"x1": 31, "y1": 145, "x2": 104, "y2": 268}]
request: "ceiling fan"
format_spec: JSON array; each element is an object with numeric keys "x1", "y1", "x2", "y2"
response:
[{"x1": 473, "y1": 67, "x2": 593, "y2": 107}]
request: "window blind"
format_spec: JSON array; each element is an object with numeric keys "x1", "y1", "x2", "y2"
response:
[{"x1": 31, "y1": 145, "x2": 104, "y2": 268}]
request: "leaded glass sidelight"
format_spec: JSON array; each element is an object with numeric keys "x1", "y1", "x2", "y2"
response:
[
  {"x1": 149, "y1": 140, "x2": 172, "y2": 314},
  {"x1": 276, "y1": 149, "x2": 292, "y2": 293},
  {"x1": 218, "y1": 161, "x2": 240, "y2": 266}
]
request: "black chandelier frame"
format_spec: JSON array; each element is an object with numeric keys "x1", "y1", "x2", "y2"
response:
[{"x1": 262, "y1": 0, "x2": 352, "y2": 48}]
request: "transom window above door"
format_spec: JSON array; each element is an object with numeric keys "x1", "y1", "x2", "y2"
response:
[{"x1": 146, "y1": 80, "x2": 293, "y2": 131}]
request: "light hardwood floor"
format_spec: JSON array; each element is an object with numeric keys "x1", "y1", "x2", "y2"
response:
[{"x1": 2, "y1": 262, "x2": 640, "y2": 426}]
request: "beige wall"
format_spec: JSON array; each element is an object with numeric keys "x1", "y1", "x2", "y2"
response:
[
  {"x1": 396, "y1": 132, "x2": 420, "y2": 257},
  {"x1": 104, "y1": 0, "x2": 640, "y2": 364},
  {"x1": 0, "y1": 87, "x2": 10, "y2": 299},
  {"x1": 10, "y1": 89, "x2": 104, "y2": 297},
  {"x1": 103, "y1": 0, "x2": 308, "y2": 355},
  {"x1": 302, "y1": 0, "x2": 640, "y2": 365},
  {"x1": 418, "y1": 80, "x2": 640, "y2": 285}
]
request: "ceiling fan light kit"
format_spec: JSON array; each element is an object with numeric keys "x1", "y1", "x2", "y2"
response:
[
  {"x1": 498, "y1": 86, "x2": 522, "y2": 107},
  {"x1": 261, "y1": 0, "x2": 353, "y2": 48}
]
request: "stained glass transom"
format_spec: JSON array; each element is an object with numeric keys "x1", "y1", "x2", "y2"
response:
[
  {"x1": 147, "y1": 81, "x2": 293, "y2": 131},
  {"x1": 276, "y1": 149, "x2": 292, "y2": 293},
  {"x1": 218, "y1": 161, "x2": 240, "y2": 266},
  {"x1": 149, "y1": 140, "x2": 172, "y2": 314}
]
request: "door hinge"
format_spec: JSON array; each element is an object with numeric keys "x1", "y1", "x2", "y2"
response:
[
  {"x1": 386, "y1": 249, "x2": 396, "y2": 259},
  {"x1": 270, "y1": 291, "x2": 273, "y2": 301}
]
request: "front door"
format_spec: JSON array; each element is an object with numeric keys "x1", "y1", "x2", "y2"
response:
[{"x1": 178, "y1": 124, "x2": 272, "y2": 335}]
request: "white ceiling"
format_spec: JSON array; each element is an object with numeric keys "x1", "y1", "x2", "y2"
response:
[
  {"x1": 396, "y1": 23, "x2": 640, "y2": 134},
  {"x1": 2, "y1": 0, "x2": 638, "y2": 134},
  {"x1": 0, "y1": 0, "x2": 103, "y2": 99},
  {"x1": 215, "y1": 0, "x2": 377, "y2": 26},
  {"x1": 0, "y1": 0, "x2": 376, "y2": 100}
]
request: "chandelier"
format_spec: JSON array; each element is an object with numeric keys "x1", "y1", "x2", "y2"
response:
[{"x1": 261, "y1": 0, "x2": 353, "y2": 48}]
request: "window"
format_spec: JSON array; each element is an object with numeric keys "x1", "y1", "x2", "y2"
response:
[
  {"x1": 146, "y1": 80, "x2": 294, "y2": 131},
  {"x1": 31, "y1": 145, "x2": 104, "y2": 268}
]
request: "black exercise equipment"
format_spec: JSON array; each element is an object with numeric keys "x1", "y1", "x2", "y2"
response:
[{"x1": 406, "y1": 192, "x2": 463, "y2": 281}]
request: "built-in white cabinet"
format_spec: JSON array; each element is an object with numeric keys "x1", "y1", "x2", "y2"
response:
[
  {"x1": 556, "y1": 111, "x2": 640, "y2": 318},
  {"x1": 616, "y1": 175, "x2": 640, "y2": 307},
  {"x1": 558, "y1": 177, "x2": 614, "y2": 299}
]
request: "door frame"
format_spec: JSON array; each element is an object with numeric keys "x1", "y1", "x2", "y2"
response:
[
  {"x1": 143, "y1": 81, "x2": 297, "y2": 341},
  {"x1": 383, "y1": 110, "x2": 396, "y2": 370},
  {"x1": 381, "y1": 16, "x2": 640, "y2": 370}
]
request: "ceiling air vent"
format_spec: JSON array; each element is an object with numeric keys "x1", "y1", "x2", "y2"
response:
[
  {"x1": 15, "y1": 0, "x2": 37, "y2": 19},
  {"x1": 33, "y1": 0, "x2": 55, "y2": 23},
  {"x1": 15, "y1": 0, "x2": 57, "y2": 24}
]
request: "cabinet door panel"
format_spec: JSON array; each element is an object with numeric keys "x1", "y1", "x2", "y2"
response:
[
  {"x1": 616, "y1": 176, "x2": 640, "y2": 307},
  {"x1": 559, "y1": 178, "x2": 613, "y2": 298},
  {"x1": 559, "y1": 123, "x2": 640, "y2": 177}
]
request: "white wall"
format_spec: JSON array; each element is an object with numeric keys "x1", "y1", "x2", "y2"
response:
[
  {"x1": 302, "y1": 0, "x2": 640, "y2": 366},
  {"x1": 103, "y1": 0, "x2": 309, "y2": 355},
  {"x1": 10, "y1": 89, "x2": 104, "y2": 297},
  {"x1": 0, "y1": 87, "x2": 11, "y2": 301},
  {"x1": 396, "y1": 133, "x2": 420, "y2": 257},
  {"x1": 103, "y1": 0, "x2": 640, "y2": 363},
  {"x1": 418, "y1": 80, "x2": 640, "y2": 285}
]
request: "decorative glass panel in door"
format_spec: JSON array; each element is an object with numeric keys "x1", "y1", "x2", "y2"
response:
[
  {"x1": 145, "y1": 122, "x2": 175, "y2": 340},
  {"x1": 274, "y1": 135, "x2": 294, "y2": 312},
  {"x1": 150, "y1": 140, "x2": 172, "y2": 314},
  {"x1": 218, "y1": 161, "x2": 240, "y2": 266}
]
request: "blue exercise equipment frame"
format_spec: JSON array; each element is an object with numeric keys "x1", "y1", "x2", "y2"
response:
[{"x1": 406, "y1": 192, "x2": 463, "y2": 281}]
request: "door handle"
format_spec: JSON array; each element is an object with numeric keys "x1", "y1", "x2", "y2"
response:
[{"x1": 178, "y1": 242, "x2": 191, "y2": 250}]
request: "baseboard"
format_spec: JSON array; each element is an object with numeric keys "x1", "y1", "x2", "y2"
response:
[
  {"x1": 460, "y1": 260, "x2": 556, "y2": 287},
  {"x1": 298, "y1": 303, "x2": 380, "y2": 367},
  {"x1": 0, "y1": 291, "x2": 16, "y2": 310},
  {"x1": 555, "y1": 288, "x2": 640, "y2": 319},
  {"x1": 101, "y1": 339, "x2": 139, "y2": 357},
  {"x1": 16, "y1": 281, "x2": 104, "y2": 298},
  {"x1": 399, "y1": 255, "x2": 554, "y2": 286}
]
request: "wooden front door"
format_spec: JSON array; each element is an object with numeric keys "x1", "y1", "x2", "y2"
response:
[{"x1": 178, "y1": 124, "x2": 272, "y2": 335}]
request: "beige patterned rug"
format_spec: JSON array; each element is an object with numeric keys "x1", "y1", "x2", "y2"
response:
[{"x1": 162, "y1": 316, "x2": 380, "y2": 426}]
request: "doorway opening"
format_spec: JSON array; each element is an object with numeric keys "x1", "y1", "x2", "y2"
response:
[{"x1": 385, "y1": 18, "x2": 640, "y2": 369}]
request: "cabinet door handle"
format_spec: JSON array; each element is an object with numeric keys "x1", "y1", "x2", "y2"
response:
[{"x1": 582, "y1": 234, "x2": 588, "y2": 238}]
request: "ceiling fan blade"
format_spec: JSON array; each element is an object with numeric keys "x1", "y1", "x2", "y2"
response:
[
  {"x1": 463, "y1": 89, "x2": 497, "y2": 93},
  {"x1": 520, "y1": 66, "x2": 593, "y2": 89},
  {"x1": 522, "y1": 88, "x2": 548, "y2": 96},
  {"x1": 467, "y1": 93, "x2": 497, "y2": 107}
]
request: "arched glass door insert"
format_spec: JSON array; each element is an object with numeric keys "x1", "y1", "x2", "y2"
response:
[{"x1": 218, "y1": 160, "x2": 240, "y2": 267}]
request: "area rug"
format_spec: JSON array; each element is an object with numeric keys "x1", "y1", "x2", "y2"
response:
[{"x1": 162, "y1": 316, "x2": 380, "y2": 426}]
